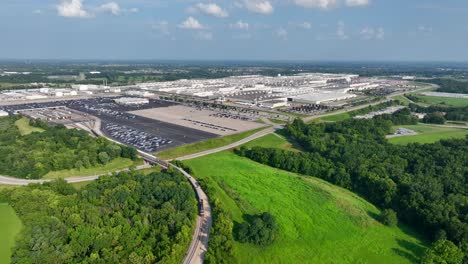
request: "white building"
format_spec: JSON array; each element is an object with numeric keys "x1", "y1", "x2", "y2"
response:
[
  {"x1": 0, "y1": 110, "x2": 8, "y2": 117},
  {"x1": 114, "y1": 97, "x2": 149, "y2": 105}
]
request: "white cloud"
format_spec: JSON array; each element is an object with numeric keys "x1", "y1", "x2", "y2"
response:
[
  {"x1": 230, "y1": 20, "x2": 249, "y2": 30},
  {"x1": 56, "y1": 0, "x2": 91, "y2": 18},
  {"x1": 336, "y1": 21, "x2": 348, "y2": 40},
  {"x1": 152, "y1": 21, "x2": 170, "y2": 35},
  {"x1": 293, "y1": 0, "x2": 338, "y2": 9},
  {"x1": 97, "y1": 2, "x2": 121, "y2": 15},
  {"x1": 360, "y1": 26, "x2": 384, "y2": 40},
  {"x1": 345, "y1": 0, "x2": 370, "y2": 7},
  {"x1": 276, "y1": 28, "x2": 288, "y2": 40},
  {"x1": 193, "y1": 3, "x2": 228, "y2": 18},
  {"x1": 195, "y1": 31, "x2": 213, "y2": 40},
  {"x1": 242, "y1": 0, "x2": 274, "y2": 14},
  {"x1": 33, "y1": 9, "x2": 43, "y2": 14},
  {"x1": 179, "y1": 17, "x2": 205, "y2": 30}
]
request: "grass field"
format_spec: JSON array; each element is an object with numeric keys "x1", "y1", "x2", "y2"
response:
[
  {"x1": 43, "y1": 158, "x2": 142, "y2": 179},
  {"x1": 388, "y1": 124, "x2": 468, "y2": 145},
  {"x1": 413, "y1": 95, "x2": 468, "y2": 107},
  {"x1": 393, "y1": 95, "x2": 412, "y2": 106},
  {"x1": 155, "y1": 127, "x2": 268, "y2": 160},
  {"x1": 14, "y1": 117, "x2": 44, "y2": 135},
  {"x1": 185, "y1": 150, "x2": 428, "y2": 263},
  {"x1": 241, "y1": 133, "x2": 303, "y2": 152},
  {"x1": 320, "y1": 112, "x2": 351, "y2": 122},
  {"x1": 0, "y1": 204, "x2": 22, "y2": 264}
]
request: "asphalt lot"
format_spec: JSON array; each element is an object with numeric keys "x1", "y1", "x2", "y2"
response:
[{"x1": 1, "y1": 97, "x2": 218, "y2": 152}]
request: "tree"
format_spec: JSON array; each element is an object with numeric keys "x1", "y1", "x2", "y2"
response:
[
  {"x1": 381, "y1": 209, "x2": 398, "y2": 227},
  {"x1": 421, "y1": 239, "x2": 464, "y2": 264},
  {"x1": 98, "y1": 152, "x2": 110, "y2": 164}
]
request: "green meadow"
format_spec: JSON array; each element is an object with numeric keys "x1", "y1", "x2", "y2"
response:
[
  {"x1": 185, "y1": 147, "x2": 428, "y2": 263},
  {"x1": 0, "y1": 204, "x2": 22, "y2": 264},
  {"x1": 389, "y1": 124, "x2": 468, "y2": 145}
]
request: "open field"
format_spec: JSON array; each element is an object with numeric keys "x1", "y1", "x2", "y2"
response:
[
  {"x1": 321, "y1": 112, "x2": 351, "y2": 122},
  {"x1": 131, "y1": 105, "x2": 265, "y2": 136},
  {"x1": 43, "y1": 158, "x2": 142, "y2": 179},
  {"x1": 14, "y1": 117, "x2": 44, "y2": 135},
  {"x1": 412, "y1": 94, "x2": 468, "y2": 107},
  {"x1": 388, "y1": 124, "x2": 468, "y2": 145},
  {"x1": 241, "y1": 132, "x2": 302, "y2": 152},
  {"x1": 185, "y1": 150, "x2": 428, "y2": 264},
  {"x1": 0, "y1": 204, "x2": 22, "y2": 264},
  {"x1": 156, "y1": 127, "x2": 267, "y2": 160}
]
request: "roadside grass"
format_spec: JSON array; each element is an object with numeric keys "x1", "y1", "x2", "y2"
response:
[
  {"x1": 240, "y1": 132, "x2": 302, "y2": 152},
  {"x1": 0, "y1": 204, "x2": 22, "y2": 264},
  {"x1": 268, "y1": 118, "x2": 288, "y2": 124},
  {"x1": 321, "y1": 112, "x2": 351, "y2": 122},
  {"x1": 14, "y1": 117, "x2": 44, "y2": 135},
  {"x1": 185, "y1": 151, "x2": 427, "y2": 264},
  {"x1": 413, "y1": 94, "x2": 468, "y2": 107},
  {"x1": 155, "y1": 127, "x2": 268, "y2": 160},
  {"x1": 43, "y1": 158, "x2": 142, "y2": 179},
  {"x1": 388, "y1": 124, "x2": 468, "y2": 145},
  {"x1": 393, "y1": 95, "x2": 412, "y2": 106},
  {"x1": 70, "y1": 181, "x2": 92, "y2": 190}
]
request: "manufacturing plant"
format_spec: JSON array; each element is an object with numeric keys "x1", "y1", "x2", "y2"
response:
[
  {"x1": 0, "y1": 84, "x2": 119, "y2": 102},
  {"x1": 114, "y1": 97, "x2": 149, "y2": 105},
  {"x1": 137, "y1": 73, "x2": 408, "y2": 108}
]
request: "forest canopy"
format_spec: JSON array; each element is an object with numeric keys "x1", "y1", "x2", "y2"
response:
[
  {"x1": 0, "y1": 170, "x2": 197, "y2": 264},
  {"x1": 0, "y1": 116, "x2": 138, "y2": 179}
]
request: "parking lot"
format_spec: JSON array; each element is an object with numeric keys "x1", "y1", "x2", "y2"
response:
[
  {"x1": 130, "y1": 105, "x2": 266, "y2": 136},
  {"x1": 2, "y1": 98, "x2": 218, "y2": 152}
]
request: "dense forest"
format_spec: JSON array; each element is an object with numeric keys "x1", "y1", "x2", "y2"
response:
[
  {"x1": 408, "y1": 103, "x2": 468, "y2": 122},
  {"x1": 235, "y1": 110, "x2": 467, "y2": 260},
  {"x1": 418, "y1": 78, "x2": 468, "y2": 94},
  {"x1": 0, "y1": 117, "x2": 138, "y2": 178},
  {"x1": 0, "y1": 170, "x2": 197, "y2": 264}
]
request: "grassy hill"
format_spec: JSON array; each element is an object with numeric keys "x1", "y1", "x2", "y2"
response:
[
  {"x1": 388, "y1": 124, "x2": 468, "y2": 145},
  {"x1": 185, "y1": 149, "x2": 428, "y2": 264},
  {"x1": 0, "y1": 204, "x2": 22, "y2": 264},
  {"x1": 185, "y1": 134, "x2": 428, "y2": 263},
  {"x1": 155, "y1": 127, "x2": 267, "y2": 160}
]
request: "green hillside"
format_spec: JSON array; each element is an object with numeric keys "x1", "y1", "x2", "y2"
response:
[{"x1": 185, "y1": 149, "x2": 428, "y2": 263}]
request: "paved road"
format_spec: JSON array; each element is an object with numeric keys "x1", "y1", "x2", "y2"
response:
[
  {"x1": 0, "y1": 164, "x2": 151, "y2": 186},
  {"x1": 175, "y1": 126, "x2": 277, "y2": 161},
  {"x1": 173, "y1": 165, "x2": 212, "y2": 264}
]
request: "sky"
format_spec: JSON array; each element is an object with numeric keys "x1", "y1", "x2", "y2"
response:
[{"x1": 0, "y1": 0, "x2": 467, "y2": 61}]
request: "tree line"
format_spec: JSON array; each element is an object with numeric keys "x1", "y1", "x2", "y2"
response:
[
  {"x1": 0, "y1": 170, "x2": 197, "y2": 264},
  {"x1": 235, "y1": 110, "x2": 467, "y2": 261},
  {"x1": 0, "y1": 117, "x2": 138, "y2": 179}
]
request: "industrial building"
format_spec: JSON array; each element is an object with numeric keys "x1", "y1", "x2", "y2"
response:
[
  {"x1": 114, "y1": 97, "x2": 150, "y2": 105},
  {"x1": 0, "y1": 110, "x2": 8, "y2": 117}
]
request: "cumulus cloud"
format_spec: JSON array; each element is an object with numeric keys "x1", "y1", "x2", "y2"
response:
[
  {"x1": 193, "y1": 3, "x2": 228, "y2": 18},
  {"x1": 336, "y1": 21, "x2": 348, "y2": 39},
  {"x1": 294, "y1": 0, "x2": 338, "y2": 9},
  {"x1": 97, "y1": 2, "x2": 121, "y2": 15},
  {"x1": 360, "y1": 26, "x2": 384, "y2": 40},
  {"x1": 292, "y1": 0, "x2": 369, "y2": 9},
  {"x1": 230, "y1": 20, "x2": 249, "y2": 30},
  {"x1": 345, "y1": 0, "x2": 370, "y2": 7},
  {"x1": 242, "y1": 0, "x2": 274, "y2": 14},
  {"x1": 56, "y1": 0, "x2": 91, "y2": 18},
  {"x1": 179, "y1": 17, "x2": 205, "y2": 30}
]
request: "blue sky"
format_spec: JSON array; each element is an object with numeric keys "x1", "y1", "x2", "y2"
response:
[{"x1": 1, "y1": 0, "x2": 467, "y2": 61}]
